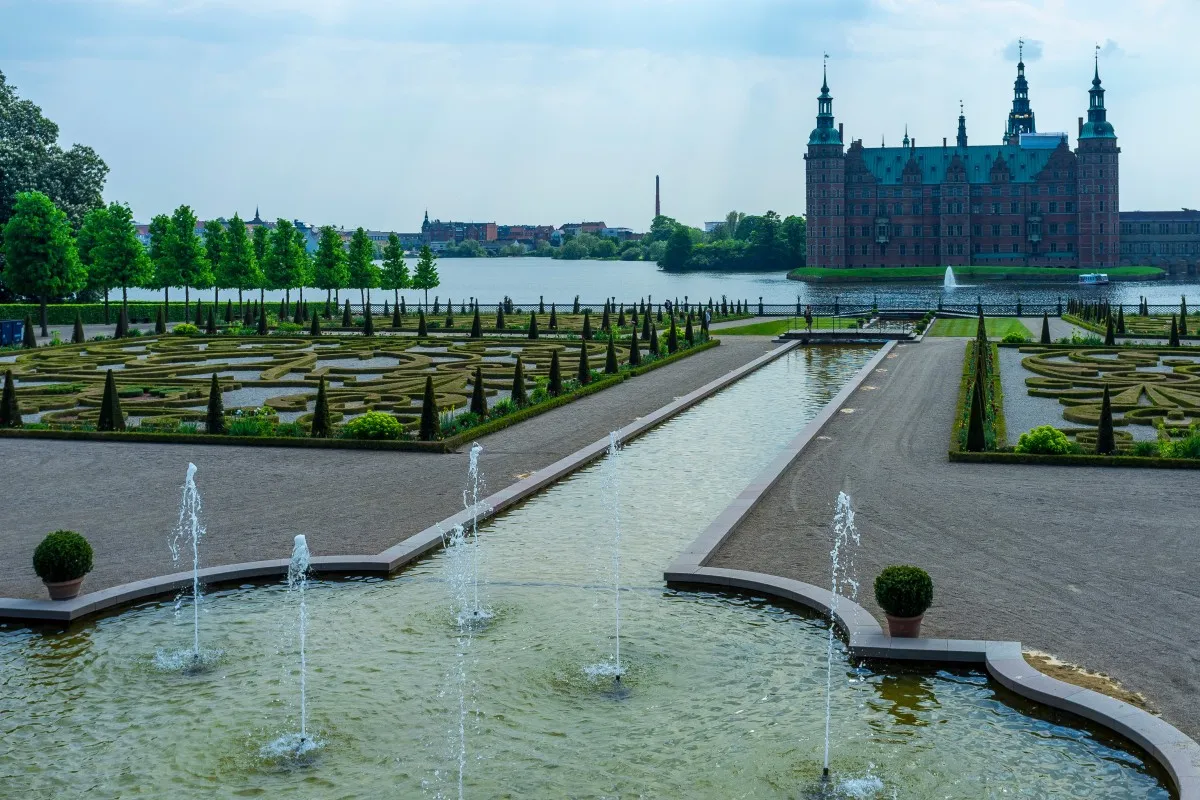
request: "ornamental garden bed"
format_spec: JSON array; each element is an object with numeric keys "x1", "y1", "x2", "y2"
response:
[
  {"x1": 950, "y1": 337, "x2": 1200, "y2": 468},
  {"x1": 0, "y1": 324, "x2": 718, "y2": 452}
]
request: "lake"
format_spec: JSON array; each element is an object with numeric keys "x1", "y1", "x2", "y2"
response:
[{"x1": 122, "y1": 256, "x2": 1200, "y2": 308}]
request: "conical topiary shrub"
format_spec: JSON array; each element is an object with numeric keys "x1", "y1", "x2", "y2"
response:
[
  {"x1": 293, "y1": 301, "x2": 303, "y2": 325},
  {"x1": 206, "y1": 373, "x2": 225, "y2": 434},
  {"x1": 400, "y1": 297, "x2": 406, "y2": 316},
  {"x1": 1040, "y1": 313, "x2": 1051, "y2": 344},
  {"x1": 667, "y1": 315, "x2": 678, "y2": 354},
  {"x1": 207, "y1": 307, "x2": 217, "y2": 335},
  {"x1": 323, "y1": 299, "x2": 332, "y2": 319},
  {"x1": 548, "y1": 349, "x2": 563, "y2": 395},
  {"x1": 965, "y1": 376, "x2": 986, "y2": 452},
  {"x1": 419, "y1": 375, "x2": 437, "y2": 441},
  {"x1": 582, "y1": 310, "x2": 592, "y2": 341},
  {"x1": 195, "y1": 300, "x2": 204, "y2": 327},
  {"x1": 618, "y1": 306, "x2": 626, "y2": 328},
  {"x1": 418, "y1": 309, "x2": 428, "y2": 337},
  {"x1": 511, "y1": 356, "x2": 527, "y2": 406},
  {"x1": 1170, "y1": 315, "x2": 1180, "y2": 347},
  {"x1": 549, "y1": 304, "x2": 558, "y2": 330},
  {"x1": 496, "y1": 305, "x2": 506, "y2": 331},
  {"x1": 73, "y1": 311, "x2": 85, "y2": 344},
  {"x1": 604, "y1": 334, "x2": 618, "y2": 374},
  {"x1": 528, "y1": 311, "x2": 539, "y2": 340},
  {"x1": 577, "y1": 342, "x2": 591, "y2": 385},
  {"x1": 225, "y1": 299, "x2": 233, "y2": 323},
  {"x1": 1104, "y1": 315, "x2": 1115, "y2": 346},
  {"x1": 538, "y1": 296, "x2": 545, "y2": 314},
  {"x1": 257, "y1": 303, "x2": 268, "y2": 335},
  {"x1": 383, "y1": 300, "x2": 389, "y2": 317},
  {"x1": 393, "y1": 303, "x2": 402, "y2": 329},
  {"x1": 1096, "y1": 385, "x2": 1115, "y2": 455},
  {"x1": 154, "y1": 306, "x2": 166, "y2": 335},
  {"x1": 364, "y1": 307, "x2": 375, "y2": 336},
  {"x1": 470, "y1": 366, "x2": 487, "y2": 417},
  {"x1": 649, "y1": 324, "x2": 659, "y2": 356},
  {"x1": 630, "y1": 306, "x2": 638, "y2": 330},
  {"x1": 445, "y1": 307, "x2": 454, "y2": 329},
  {"x1": 470, "y1": 307, "x2": 482, "y2": 338},
  {"x1": 657, "y1": 305, "x2": 663, "y2": 323},
  {"x1": 310, "y1": 376, "x2": 331, "y2": 438},
  {"x1": 641, "y1": 310, "x2": 650, "y2": 341},
  {"x1": 1181, "y1": 298, "x2": 1189, "y2": 337},
  {"x1": 601, "y1": 303, "x2": 610, "y2": 331},
  {"x1": 244, "y1": 305, "x2": 254, "y2": 327},
  {"x1": 1117, "y1": 306, "x2": 1125, "y2": 334},
  {"x1": 342, "y1": 300, "x2": 352, "y2": 327},
  {"x1": 685, "y1": 313, "x2": 694, "y2": 346},
  {"x1": 573, "y1": 296, "x2": 580, "y2": 314},
  {"x1": 1, "y1": 370, "x2": 21, "y2": 427},
  {"x1": 97, "y1": 369, "x2": 125, "y2": 431},
  {"x1": 628, "y1": 325, "x2": 641, "y2": 367},
  {"x1": 433, "y1": 297, "x2": 440, "y2": 315},
  {"x1": 310, "y1": 312, "x2": 321, "y2": 336}
]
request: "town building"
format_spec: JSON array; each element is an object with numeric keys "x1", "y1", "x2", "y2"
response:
[
  {"x1": 1118, "y1": 210, "x2": 1200, "y2": 276},
  {"x1": 805, "y1": 51, "x2": 1119, "y2": 270},
  {"x1": 421, "y1": 211, "x2": 497, "y2": 247}
]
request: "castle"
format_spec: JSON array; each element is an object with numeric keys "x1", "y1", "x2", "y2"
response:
[{"x1": 805, "y1": 49, "x2": 1119, "y2": 270}]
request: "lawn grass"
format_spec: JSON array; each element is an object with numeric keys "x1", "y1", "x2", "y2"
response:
[
  {"x1": 717, "y1": 317, "x2": 842, "y2": 336},
  {"x1": 787, "y1": 265, "x2": 1165, "y2": 283},
  {"x1": 929, "y1": 317, "x2": 1033, "y2": 339}
]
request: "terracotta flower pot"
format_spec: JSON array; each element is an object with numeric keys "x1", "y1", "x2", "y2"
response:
[
  {"x1": 885, "y1": 613, "x2": 924, "y2": 638},
  {"x1": 43, "y1": 576, "x2": 85, "y2": 601}
]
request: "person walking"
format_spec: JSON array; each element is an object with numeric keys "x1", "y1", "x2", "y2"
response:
[{"x1": 804, "y1": 304, "x2": 813, "y2": 333}]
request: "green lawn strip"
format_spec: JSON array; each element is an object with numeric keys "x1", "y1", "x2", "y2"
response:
[
  {"x1": 715, "y1": 318, "x2": 844, "y2": 336},
  {"x1": 787, "y1": 266, "x2": 1165, "y2": 283},
  {"x1": 928, "y1": 317, "x2": 1032, "y2": 339}
]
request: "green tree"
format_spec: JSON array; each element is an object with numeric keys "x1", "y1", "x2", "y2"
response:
[
  {"x1": 380, "y1": 232, "x2": 409, "y2": 310},
  {"x1": 781, "y1": 214, "x2": 806, "y2": 266},
  {"x1": 203, "y1": 220, "x2": 226, "y2": 307},
  {"x1": 169, "y1": 205, "x2": 211, "y2": 311},
  {"x1": 748, "y1": 210, "x2": 788, "y2": 269},
  {"x1": 147, "y1": 213, "x2": 176, "y2": 307},
  {"x1": 264, "y1": 219, "x2": 306, "y2": 306},
  {"x1": 220, "y1": 213, "x2": 260, "y2": 308},
  {"x1": 0, "y1": 70, "x2": 107, "y2": 300},
  {"x1": 347, "y1": 227, "x2": 379, "y2": 311},
  {"x1": 412, "y1": 245, "x2": 439, "y2": 308},
  {"x1": 90, "y1": 202, "x2": 151, "y2": 313},
  {"x1": 659, "y1": 225, "x2": 693, "y2": 271},
  {"x1": 645, "y1": 214, "x2": 681, "y2": 244},
  {"x1": 312, "y1": 225, "x2": 348, "y2": 307},
  {"x1": 77, "y1": 205, "x2": 114, "y2": 321},
  {"x1": 1, "y1": 191, "x2": 84, "y2": 334}
]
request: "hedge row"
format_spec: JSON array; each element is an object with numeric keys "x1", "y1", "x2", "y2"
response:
[
  {"x1": 949, "y1": 339, "x2": 1006, "y2": 451},
  {"x1": 948, "y1": 449, "x2": 1200, "y2": 470},
  {"x1": 0, "y1": 303, "x2": 193, "y2": 325}
]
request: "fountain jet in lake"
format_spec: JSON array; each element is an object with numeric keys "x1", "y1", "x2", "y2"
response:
[{"x1": 944, "y1": 267, "x2": 958, "y2": 290}]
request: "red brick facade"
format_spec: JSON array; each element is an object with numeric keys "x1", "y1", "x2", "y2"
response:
[{"x1": 805, "y1": 58, "x2": 1119, "y2": 270}]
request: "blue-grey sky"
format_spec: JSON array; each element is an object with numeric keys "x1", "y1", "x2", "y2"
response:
[{"x1": 1, "y1": 0, "x2": 1192, "y2": 230}]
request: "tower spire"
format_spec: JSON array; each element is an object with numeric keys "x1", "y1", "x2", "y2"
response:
[
  {"x1": 807, "y1": 55, "x2": 841, "y2": 146},
  {"x1": 902, "y1": 124, "x2": 910, "y2": 148},
  {"x1": 957, "y1": 101, "x2": 967, "y2": 149},
  {"x1": 1080, "y1": 44, "x2": 1115, "y2": 139},
  {"x1": 1005, "y1": 40, "x2": 1036, "y2": 142}
]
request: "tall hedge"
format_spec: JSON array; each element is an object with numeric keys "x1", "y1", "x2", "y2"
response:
[
  {"x1": 206, "y1": 373, "x2": 225, "y2": 434},
  {"x1": 311, "y1": 376, "x2": 331, "y2": 438},
  {"x1": 0, "y1": 303, "x2": 193, "y2": 325},
  {"x1": 97, "y1": 369, "x2": 125, "y2": 431},
  {"x1": 470, "y1": 365, "x2": 487, "y2": 416},
  {"x1": 548, "y1": 349, "x2": 562, "y2": 395},
  {"x1": 419, "y1": 375, "x2": 437, "y2": 441},
  {"x1": 1096, "y1": 385, "x2": 1115, "y2": 455},
  {"x1": 577, "y1": 342, "x2": 591, "y2": 385},
  {"x1": 511, "y1": 356, "x2": 527, "y2": 406},
  {"x1": 0, "y1": 370, "x2": 21, "y2": 427}
]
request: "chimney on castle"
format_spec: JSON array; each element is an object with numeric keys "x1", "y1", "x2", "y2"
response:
[
  {"x1": 1078, "y1": 117, "x2": 1084, "y2": 138},
  {"x1": 838, "y1": 122, "x2": 843, "y2": 140},
  {"x1": 655, "y1": 175, "x2": 661, "y2": 217}
]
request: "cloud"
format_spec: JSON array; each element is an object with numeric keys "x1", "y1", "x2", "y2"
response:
[
  {"x1": 1003, "y1": 38, "x2": 1044, "y2": 62},
  {"x1": 1099, "y1": 39, "x2": 1125, "y2": 58}
]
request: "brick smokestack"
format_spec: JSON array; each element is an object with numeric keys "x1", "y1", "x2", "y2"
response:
[
  {"x1": 1078, "y1": 117, "x2": 1084, "y2": 138},
  {"x1": 838, "y1": 122, "x2": 843, "y2": 140},
  {"x1": 655, "y1": 175, "x2": 661, "y2": 217}
]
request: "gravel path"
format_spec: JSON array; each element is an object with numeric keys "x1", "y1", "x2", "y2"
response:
[
  {"x1": 708, "y1": 337, "x2": 1200, "y2": 737},
  {"x1": 0, "y1": 337, "x2": 776, "y2": 601}
]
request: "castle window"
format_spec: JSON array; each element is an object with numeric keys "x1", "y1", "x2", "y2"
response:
[
  {"x1": 993, "y1": 243, "x2": 1000, "y2": 253},
  {"x1": 973, "y1": 225, "x2": 982, "y2": 237},
  {"x1": 1011, "y1": 202, "x2": 1020, "y2": 214},
  {"x1": 913, "y1": 204, "x2": 923, "y2": 215},
  {"x1": 972, "y1": 204, "x2": 982, "y2": 214},
  {"x1": 1051, "y1": 242, "x2": 1058, "y2": 253},
  {"x1": 1068, "y1": 222, "x2": 1077, "y2": 234},
  {"x1": 991, "y1": 225, "x2": 1000, "y2": 236},
  {"x1": 862, "y1": 225, "x2": 870, "y2": 236},
  {"x1": 1160, "y1": 223, "x2": 1170, "y2": 234},
  {"x1": 1011, "y1": 224, "x2": 1020, "y2": 235},
  {"x1": 1141, "y1": 223, "x2": 1151, "y2": 234},
  {"x1": 1100, "y1": 223, "x2": 1105, "y2": 234},
  {"x1": 1099, "y1": 201, "x2": 1106, "y2": 212},
  {"x1": 1066, "y1": 202, "x2": 1075, "y2": 213},
  {"x1": 991, "y1": 203, "x2": 1000, "y2": 214},
  {"x1": 974, "y1": 243, "x2": 981, "y2": 254},
  {"x1": 956, "y1": 243, "x2": 964, "y2": 255},
  {"x1": 1030, "y1": 202, "x2": 1040, "y2": 214},
  {"x1": 899, "y1": 244, "x2": 906, "y2": 255},
  {"x1": 1049, "y1": 202, "x2": 1058, "y2": 213},
  {"x1": 862, "y1": 244, "x2": 869, "y2": 255},
  {"x1": 1099, "y1": 242, "x2": 1106, "y2": 254},
  {"x1": 1068, "y1": 242, "x2": 1074, "y2": 252},
  {"x1": 912, "y1": 225, "x2": 922, "y2": 237},
  {"x1": 1050, "y1": 223, "x2": 1059, "y2": 235},
  {"x1": 991, "y1": 187, "x2": 1001, "y2": 196},
  {"x1": 1058, "y1": 185, "x2": 1065, "y2": 194},
  {"x1": 1012, "y1": 244, "x2": 1020, "y2": 253},
  {"x1": 915, "y1": 244, "x2": 922, "y2": 255}
]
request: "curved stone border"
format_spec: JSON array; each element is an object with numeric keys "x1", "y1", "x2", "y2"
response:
[
  {"x1": 0, "y1": 338, "x2": 803, "y2": 624},
  {"x1": 663, "y1": 340, "x2": 1200, "y2": 799}
]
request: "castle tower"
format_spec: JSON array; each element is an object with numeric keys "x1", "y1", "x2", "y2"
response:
[
  {"x1": 1005, "y1": 41, "x2": 1037, "y2": 143},
  {"x1": 957, "y1": 102, "x2": 968, "y2": 149},
  {"x1": 804, "y1": 59, "x2": 846, "y2": 268},
  {"x1": 1076, "y1": 50, "x2": 1119, "y2": 269}
]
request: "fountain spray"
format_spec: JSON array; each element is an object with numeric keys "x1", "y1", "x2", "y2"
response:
[
  {"x1": 290, "y1": 535, "x2": 311, "y2": 748},
  {"x1": 607, "y1": 431, "x2": 623, "y2": 682},
  {"x1": 170, "y1": 463, "x2": 205, "y2": 663},
  {"x1": 822, "y1": 491, "x2": 861, "y2": 782}
]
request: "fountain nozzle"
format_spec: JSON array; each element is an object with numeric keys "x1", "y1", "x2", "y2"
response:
[{"x1": 821, "y1": 766, "x2": 830, "y2": 782}]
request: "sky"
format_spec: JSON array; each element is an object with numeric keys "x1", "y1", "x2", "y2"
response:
[{"x1": 1, "y1": 0, "x2": 1195, "y2": 231}]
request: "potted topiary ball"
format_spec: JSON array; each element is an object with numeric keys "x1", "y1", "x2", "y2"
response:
[
  {"x1": 874, "y1": 565, "x2": 933, "y2": 638},
  {"x1": 33, "y1": 530, "x2": 94, "y2": 600}
]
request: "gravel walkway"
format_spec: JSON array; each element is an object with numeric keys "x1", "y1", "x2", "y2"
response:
[
  {"x1": 708, "y1": 337, "x2": 1200, "y2": 737},
  {"x1": 0, "y1": 337, "x2": 776, "y2": 602}
]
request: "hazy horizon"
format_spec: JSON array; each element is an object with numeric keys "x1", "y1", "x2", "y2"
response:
[{"x1": 2, "y1": 0, "x2": 1194, "y2": 231}]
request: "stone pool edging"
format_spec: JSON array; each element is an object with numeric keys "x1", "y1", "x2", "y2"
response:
[
  {"x1": 0, "y1": 339, "x2": 804, "y2": 624},
  {"x1": 662, "y1": 340, "x2": 1200, "y2": 799}
]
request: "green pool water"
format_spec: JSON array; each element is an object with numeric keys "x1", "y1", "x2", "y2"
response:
[{"x1": 0, "y1": 347, "x2": 1170, "y2": 798}]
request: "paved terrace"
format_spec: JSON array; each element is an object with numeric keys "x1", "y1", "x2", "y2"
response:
[
  {"x1": 0, "y1": 336, "x2": 775, "y2": 601},
  {"x1": 708, "y1": 337, "x2": 1200, "y2": 738}
]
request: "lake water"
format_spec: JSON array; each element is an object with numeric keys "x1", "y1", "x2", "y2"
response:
[{"x1": 122, "y1": 257, "x2": 1200, "y2": 308}]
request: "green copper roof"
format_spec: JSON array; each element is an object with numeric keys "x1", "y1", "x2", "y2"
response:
[{"x1": 856, "y1": 142, "x2": 1062, "y2": 186}]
